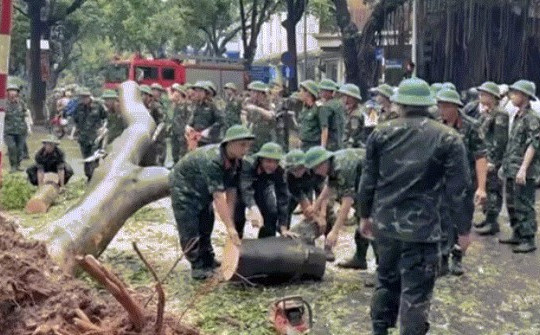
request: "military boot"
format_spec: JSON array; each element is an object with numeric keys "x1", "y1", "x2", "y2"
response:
[
  {"x1": 191, "y1": 267, "x2": 213, "y2": 280},
  {"x1": 449, "y1": 247, "x2": 464, "y2": 276},
  {"x1": 438, "y1": 255, "x2": 449, "y2": 277},
  {"x1": 324, "y1": 245, "x2": 336, "y2": 262},
  {"x1": 499, "y1": 231, "x2": 520, "y2": 245},
  {"x1": 475, "y1": 223, "x2": 500, "y2": 236},
  {"x1": 512, "y1": 238, "x2": 537, "y2": 253},
  {"x1": 338, "y1": 240, "x2": 369, "y2": 269}
]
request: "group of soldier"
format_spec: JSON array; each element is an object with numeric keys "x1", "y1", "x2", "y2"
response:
[{"x1": 4, "y1": 73, "x2": 540, "y2": 335}]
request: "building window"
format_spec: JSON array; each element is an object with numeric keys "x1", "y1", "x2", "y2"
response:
[
  {"x1": 326, "y1": 61, "x2": 338, "y2": 82},
  {"x1": 135, "y1": 66, "x2": 159, "y2": 80}
]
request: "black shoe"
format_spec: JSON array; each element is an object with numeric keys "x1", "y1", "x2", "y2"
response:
[
  {"x1": 324, "y1": 246, "x2": 336, "y2": 262},
  {"x1": 191, "y1": 268, "x2": 213, "y2": 280},
  {"x1": 512, "y1": 239, "x2": 537, "y2": 253},
  {"x1": 475, "y1": 224, "x2": 500, "y2": 236},
  {"x1": 363, "y1": 273, "x2": 376, "y2": 288},
  {"x1": 337, "y1": 257, "x2": 368, "y2": 270},
  {"x1": 438, "y1": 255, "x2": 449, "y2": 277},
  {"x1": 449, "y1": 258, "x2": 464, "y2": 276},
  {"x1": 499, "y1": 232, "x2": 520, "y2": 245}
]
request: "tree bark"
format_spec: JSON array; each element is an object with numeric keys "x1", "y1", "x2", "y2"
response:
[
  {"x1": 35, "y1": 81, "x2": 171, "y2": 274},
  {"x1": 332, "y1": 0, "x2": 360, "y2": 86},
  {"x1": 283, "y1": 0, "x2": 307, "y2": 92},
  {"x1": 27, "y1": 0, "x2": 47, "y2": 124},
  {"x1": 25, "y1": 173, "x2": 60, "y2": 214}
]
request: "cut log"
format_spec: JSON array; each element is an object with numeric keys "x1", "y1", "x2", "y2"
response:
[
  {"x1": 221, "y1": 237, "x2": 326, "y2": 283},
  {"x1": 25, "y1": 173, "x2": 60, "y2": 214},
  {"x1": 35, "y1": 82, "x2": 171, "y2": 274}
]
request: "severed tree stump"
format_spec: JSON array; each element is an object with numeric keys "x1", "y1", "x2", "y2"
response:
[
  {"x1": 35, "y1": 81, "x2": 171, "y2": 274},
  {"x1": 25, "y1": 173, "x2": 60, "y2": 214}
]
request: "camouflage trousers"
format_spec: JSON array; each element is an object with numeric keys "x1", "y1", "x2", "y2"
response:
[
  {"x1": 79, "y1": 141, "x2": 98, "y2": 180},
  {"x1": 171, "y1": 134, "x2": 187, "y2": 164},
  {"x1": 234, "y1": 182, "x2": 280, "y2": 238},
  {"x1": 484, "y1": 168, "x2": 503, "y2": 221},
  {"x1": 4, "y1": 133, "x2": 25, "y2": 169},
  {"x1": 441, "y1": 188, "x2": 474, "y2": 257},
  {"x1": 371, "y1": 235, "x2": 440, "y2": 335},
  {"x1": 171, "y1": 195, "x2": 215, "y2": 270},
  {"x1": 506, "y1": 178, "x2": 537, "y2": 238}
]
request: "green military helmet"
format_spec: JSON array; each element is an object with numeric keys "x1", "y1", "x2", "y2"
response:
[
  {"x1": 221, "y1": 124, "x2": 255, "y2": 144},
  {"x1": 102, "y1": 89, "x2": 118, "y2": 100},
  {"x1": 510, "y1": 80, "x2": 537, "y2": 100},
  {"x1": 375, "y1": 84, "x2": 393, "y2": 99},
  {"x1": 171, "y1": 83, "x2": 185, "y2": 94},
  {"x1": 304, "y1": 146, "x2": 334, "y2": 169},
  {"x1": 477, "y1": 81, "x2": 500, "y2": 99},
  {"x1": 204, "y1": 81, "x2": 217, "y2": 96},
  {"x1": 7, "y1": 83, "x2": 20, "y2": 91},
  {"x1": 150, "y1": 83, "x2": 165, "y2": 92},
  {"x1": 254, "y1": 142, "x2": 284, "y2": 161},
  {"x1": 191, "y1": 80, "x2": 208, "y2": 91},
  {"x1": 430, "y1": 83, "x2": 443, "y2": 96},
  {"x1": 338, "y1": 83, "x2": 362, "y2": 101},
  {"x1": 248, "y1": 80, "x2": 268, "y2": 93},
  {"x1": 436, "y1": 89, "x2": 464, "y2": 107},
  {"x1": 138, "y1": 84, "x2": 153, "y2": 96},
  {"x1": 319, "y1": 78, "x2": 338, "y2": 92},
  {"x1": 224, "y1": 82, "x2": 238, "y2": 91},
  {"x1": 299, "y1": 80, "x2": 319, "y2": 98},
  {"x1": 391, "y1": 77, "x2": 436, "y2": 106},
  {"x1": 442, "y1": 82, "x2": 457, "y2": 91},
  {"x1": 41, "y1": 135, "x2": 60, "y2": 145},
  {"x1": 78, "y1": 87, "x2": 92, "y2": 96},
  {"x1": 284, "y1": 149, "x2": 306, "y2": 168},
  {"x1": 290, "y1": 91, "x2": 301, "y2": 100}
]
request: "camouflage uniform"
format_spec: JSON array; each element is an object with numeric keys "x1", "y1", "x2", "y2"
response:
[
  {"x1": 106, "y1": 110, "x2": 126, "y2": 144},
  {"x1": 344, "y1": 107, "x2": 365, "y2": 148},
  {"x1": 247, "y1": 104, "x2": 277, "y2": 153},
  {"x1": 479, "y1": 108, "x2": 509, "y2": 225},
  {"x1": 286, "y1": 170, "x2": 314, "y2": 228},
  {"x1": 189, "y1": 100, "x2": 224, "y2": 145},
  {"x1": 171, "y1": 102, "x2": 191, "y2": 163},
  {"x1": 224, "y1": 96, "x2": 243, "y2": 129},
  {"x1": 170, "y1": 144, "x2": 243, "y2": 272},
  {"x1": 502, "y1": 107, "x2": 540, "y2": 242},
  {"x1": 73, "y1": 101, "x2": 107, "y2": 179},
  {"x1": 321, "y1": 98, "x2": 345, "y2": 151},
  {"x1": 299, "y1": 103, "x2": 330, "y2": 150},
  {"x1": 441, "y1": 112, "x2": 486, "y2": 266},
  {"x1": 4, "y1": 99, "x2": 28, "y2": 170},
  {"x1": 378, "y1": 106, "x2": 399, "y2": 123},
  {"x1": 359, "y1": 109, "x2": 470, "y2": 335},
  {"x1": 234, "y1": 157, "x2": 289, "y2": 238}
]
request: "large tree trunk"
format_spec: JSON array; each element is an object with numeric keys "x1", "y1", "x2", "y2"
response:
[
  {"x1": 332, "y1": 0, "x2": 360, "y2": 87},
  {"x1": 25, "y1": 173, "x2": 60, "y2": 214},
  {"x1": 35, "y1": 81, "x2": 171, "y2": 273},
  {"x1": 27, "y1": 0, "x2": 47, "y2": 124}
]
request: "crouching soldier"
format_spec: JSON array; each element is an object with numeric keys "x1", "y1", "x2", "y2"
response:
[
  {"x1": 26, "y1": 136, "x2": 74, "y2": 189},
  {"x1": 235, "y1": 142, "x2": 290, "y2": 238},
  {"x1": 304, "y1": 146, "x2": 375, "y2": 264},
  {"x1": 170, "y1": 125, "x2": 254, "y2": 280},
  {"x1": 283, "y1": 149, "x2": 316, "y2": 229}
]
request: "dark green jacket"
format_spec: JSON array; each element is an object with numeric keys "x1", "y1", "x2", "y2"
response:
[
  {"x1": 4, "y1": 99, "x2": 27, "y2": 135},
  {"x1": 344, "y1": 107, "x2": 365, "y2": 148},
  {"x1": 224, "y1": 97, "x2": 243, "y2": 129},
  {"x1": 286, "y1": 170, "x2": 314, "y2": 203},
  {"x1": 74, "y1": 101, "x2": 107, "y2": 144},
  {"x1": 327, "y1": 148, "x2": 365, "y2": 200},
  {"x1": 321, "y1": 98, "x2": 345, "y2": 151},
  {"x1": 359, "y1": 110, "x2": 471, "y2": 242},
  {"x1": 479, "y1": 108, "x2": 509, "y2": 167},
  {"x1": 299, "y1": 103, "x2": 329, "y2": 145},
  {"x1": 189, "y1": 100, "x2": 224, "y2": 144}
]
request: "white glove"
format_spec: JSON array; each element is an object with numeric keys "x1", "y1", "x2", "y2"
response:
[
  {"x1": 245, "y1": 206, "x2": 263, "y2": 228},
  {"x1": 200, "y1": 128, "x2": 210, "y2": 138}
]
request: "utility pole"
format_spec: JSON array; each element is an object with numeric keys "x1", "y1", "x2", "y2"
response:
[
  {"x1": 303, "y1": 10, "x2": 307, "y2": 81},
  {"x1": 412, "y1": 0, "x2": 417, "y2": 76}
]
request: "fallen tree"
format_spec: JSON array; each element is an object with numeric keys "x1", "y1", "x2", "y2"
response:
[
  {"x1": 25, "y1": 173, "x2": 60, "y2": 214},
  {"x1": 34, "y1": 81, "x2": 171, "y2": 274}
]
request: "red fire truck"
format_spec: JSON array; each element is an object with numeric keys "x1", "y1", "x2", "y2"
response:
[{"x1": 103, "y1": 54, "x2": 247, "y2": 92}]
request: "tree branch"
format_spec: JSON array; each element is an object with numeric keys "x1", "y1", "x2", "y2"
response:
[
  {"x1": 13, "y1": 4, "x2": 29, "y2": 17},
  {"x1": 48, "y1": 0, "x2": 88, "y2": 24}
]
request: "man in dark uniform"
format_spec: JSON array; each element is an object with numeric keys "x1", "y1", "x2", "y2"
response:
[
  {"x1": 170, "y1": 83, "x2": 190, "y2": 164},
  {"x1": 26, "y1": 136, "x2": 73, "y2": 189},
  {"x1": 140, "y1": 85, "x2": 168, "y2": 166},
  {"x1": 235, "y1": 142, "x2": 290, "y2": 238},
  {"x1": 4, "y1": 84, "x2": 28, "y2": 172},
  {"x1": 102, "y1": 89, "x2": 125, "y2": 145},
  {"x1": 73, "y1": 88, "x2": 107, "y2": 181},
  {"x1": 339, "y1": 83, "x2": 365, "y2": 148},
  {"x1": 298, "y1": 80, "x2": 330, "y2": 150},
  {"x1": 186, "y1": 81, "x2": 224, "y2": 149},
  {"x1": 436, "y1": 88, "x2": 488, "y2": 276},
  {"x1": 283, "y1": 149, "x2": 315, "y2": 230},
  {"x1": 374, "y1": 84, "x2": 399, "y2": 122},
  {"x1": 499, "y1": 80, "x2": 540, "y2": 253},
  {"x1": 358, "y1": 78, "x2": 471, "y2": 335},
  {"x1": 170, "y1": 125, "x2": 254, "y2": 280},
  {"x1": 318, "y1": 79, "x2": 344, "y2": 151},
  {"x1": 223, "y1": 82, "x2": 243, "y2": 129}
]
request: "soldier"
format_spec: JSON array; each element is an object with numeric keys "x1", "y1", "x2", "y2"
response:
[
  {"x1": 4, "y1": 84, "x2": 28, "y2": 172},
  {"x1": 283, "y1": 149, "x2": 315, "y2": 230},
  {"x1": 499, "y1": 80, "x2": 540, "y2": 253},
  {"x1": 170, "y1": 83, "x2": 190, "y2": 163},
  {"x1": 473, "y1": 82, "x2": 509, "y2": 235},
  {"x1": 223, "y1": 82, "x2": 243, "y2": 129},
  {"x1": 338, "y1": 84, "x2": 364, "y2": 148},
  {"x1": 73, "y1": 88, "x2": 107, "y2": 181},
  {"x1": 102, "y1": 90, "x2": 126, "y2": 145},
  {"x1": 151, "y1": 83, "x2": 171, "y2": 115},
  {"x1": 242, "y1": 81, "x2": 277, "y2": 152},
  {"x1": 373, "y1": 84, "x2": 398, "y2": 122},
  {"x1": 170, "y1": 125, "x2": 254, "y2": 280},
  {"x1": 305, "y1": 146, "x2": 372, "y2": 264},
  {"x1": 186, "y1": 81, "x2": 224, "y2": 149},
  {"x1": 26, "y1": 136, "x2": 74, "y2": 189},
  {"x1": 139, "y1": 85, "x2": 168, "y2": 166},
  {"x1": 358, "y1": 78, "x2": 471, "y2": 335},
  {"x1": 235, "y1": 142, "x2": 290, "y2": 238},
  {"x1": 436, "y1": 89, "x2": 488, "y2": 276},
  {"x1": 318, "y1": 78, "x2": 345, "y2": 151},
  {"x1": 298, "y1": 80, "x2": 329, "y2": 150}
]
